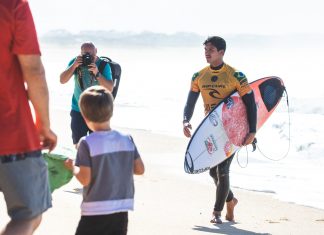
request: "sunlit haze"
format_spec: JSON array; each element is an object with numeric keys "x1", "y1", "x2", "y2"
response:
[{"x1": 29, "y1": 0, "x2": 324, "y2": 36}]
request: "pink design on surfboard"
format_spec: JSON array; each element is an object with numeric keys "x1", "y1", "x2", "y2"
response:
[{"x1": 222, "y1": 96, "x2": 249, "y2": 146}]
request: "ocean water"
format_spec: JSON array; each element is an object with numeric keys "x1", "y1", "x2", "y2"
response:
[{"x1": 41, "y1": 41, "x2": 324, "y2": 210}]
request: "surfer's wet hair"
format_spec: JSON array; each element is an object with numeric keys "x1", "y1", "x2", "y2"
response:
[
  {"x1": 204, "y1": 36, "x2": 226, "y2": 52},
  {"x1": 79, "y1": 85, "x2": 114, "y2": 123}
]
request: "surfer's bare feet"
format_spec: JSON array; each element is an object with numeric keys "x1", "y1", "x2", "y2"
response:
[
  {"x1": 210, "y1": 211, "x2": 222, "y2": 224},
  {"x1": 225, "y1": 197, "x2": 238, "y2": 221}
]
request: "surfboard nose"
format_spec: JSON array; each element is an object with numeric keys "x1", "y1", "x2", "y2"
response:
[{"x1": 184, "y1": 151, "x2": 194, "y2": 173}]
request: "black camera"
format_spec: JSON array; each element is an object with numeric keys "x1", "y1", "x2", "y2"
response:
[{"x1": 82, "y1": 53, "x2": 93, "y2": 66}]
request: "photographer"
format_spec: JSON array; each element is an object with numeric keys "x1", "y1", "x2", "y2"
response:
[{"x1": 60, "y1": 42, "x2": 113, "y2": 146}]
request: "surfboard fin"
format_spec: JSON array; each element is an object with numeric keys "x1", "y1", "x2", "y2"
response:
[{"x1": 252, "y1": 138, "x2": 257, "y2": 152}]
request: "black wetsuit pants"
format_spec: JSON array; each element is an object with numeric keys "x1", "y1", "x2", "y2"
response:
[{"x1": 209, "y1": 154, "x2": 234, "y2": 212}]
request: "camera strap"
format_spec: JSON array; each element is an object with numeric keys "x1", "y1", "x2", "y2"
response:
[{"x1": 76, "y1": 67, "x2": 85, "y2": 90}]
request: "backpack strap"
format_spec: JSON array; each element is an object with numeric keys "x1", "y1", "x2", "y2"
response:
[
  {"x1": 98, "y1": 57, "x2": 110, "y2": 74},
  {"x1": 97, "y1": 56, "x2": 121, "y2": 99}
]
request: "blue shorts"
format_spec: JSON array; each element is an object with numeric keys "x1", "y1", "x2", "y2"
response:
[
  {"x1": 70, "y1": 110, "x2": 91, "y2": 144},
  {"x1": 0, "y1": 151, "x2": 52, "y2": 220}
]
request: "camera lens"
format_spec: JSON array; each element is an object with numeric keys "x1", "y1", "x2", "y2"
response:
[{"x1": 82, "y1": 53, "x2": 93, "y2": 66}]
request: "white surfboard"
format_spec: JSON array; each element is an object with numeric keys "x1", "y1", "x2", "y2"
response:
[{"x1": 184, "y1": 76, "x2": 285, "y2": 174}]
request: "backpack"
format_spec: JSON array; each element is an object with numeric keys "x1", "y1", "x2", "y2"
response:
[{"x1": 98, "y1": 56, "x2": 121, "y2": 99}]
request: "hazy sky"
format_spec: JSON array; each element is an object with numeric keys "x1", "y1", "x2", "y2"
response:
[{"x1": 29, "y1": 0, "x2": 323, "y2": 36}]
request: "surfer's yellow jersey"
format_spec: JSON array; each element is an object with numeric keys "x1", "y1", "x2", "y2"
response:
[{"x1": 191, "y1": 63, "x2": 252, "y2": 114}]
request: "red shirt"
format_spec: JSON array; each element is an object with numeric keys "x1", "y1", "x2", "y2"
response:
[{"x1": 0, "y1": 0, "x2": 41, "y2": 155}]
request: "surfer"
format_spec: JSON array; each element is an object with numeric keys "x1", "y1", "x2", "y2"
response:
[{"x1": 182, "y1": 36, "x2": 257, "y2": 224}]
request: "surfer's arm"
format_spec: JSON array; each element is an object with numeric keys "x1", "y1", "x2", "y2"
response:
[
  {"x1": 183, "y1": 91, "x2": 199, "y2": 138},
  {"x1": 183, "y1": 91, "x2": 200, "y2": 123},
  {"x1": 242, "y1": 91, "x2": 257, "y2": 145},
  {"x1": 241, "y1": 91, "x2": 257, "y2": 133}
]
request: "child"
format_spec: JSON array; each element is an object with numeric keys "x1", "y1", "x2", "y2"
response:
[{"x1": 65, "y1": 85, "x2": 145, "y2": 235}]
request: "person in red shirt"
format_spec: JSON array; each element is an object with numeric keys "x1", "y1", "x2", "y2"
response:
[{"x1": 0, "y1": 0, "x2": 57, "y2": 234}]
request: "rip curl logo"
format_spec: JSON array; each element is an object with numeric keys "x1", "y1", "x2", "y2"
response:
[
  {"x1": 207, "y1": 88, "x2": 221, "y2": 99},
  {"x1": 225, "y1": 97, "x2": 234, "y2": 109},
  {"x1": 204, "y1": 135, "x2": 218, "y2": 154},
  {"x1": 209, "y1": 113, "x2": 219, "y2": 127}
]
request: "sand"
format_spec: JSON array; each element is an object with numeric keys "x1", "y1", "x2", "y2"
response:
[{"x1": 1, "y1": 109, "x2": 324, "y2": 235}]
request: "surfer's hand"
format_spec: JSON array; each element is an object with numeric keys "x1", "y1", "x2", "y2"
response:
[
  {"x1": 242, "y1": 132, "x2": 256, "y2": 146},
  {"x1": 183, "y1": 121, "x2": 192, "y2": 138}
]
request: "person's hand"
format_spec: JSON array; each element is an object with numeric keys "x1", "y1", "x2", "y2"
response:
[
  {"x1": 64, "y1": 158, "x2": 74, "y2": 171},
  {"x1": 183, "y1": 121, "x2": 192, "y2": 138},
  {"x1": 242, "y1": 132, "x2": 256, "y2": 146},
  {"x1": 72, "y1": 55, "x2": 83, "y2": 69},
  {"x1": 88, "y1": 62, "x2": 99, "y2": 76},
  {"x1": 39, "y1": 128, "x2": 57, "y2": 152}
]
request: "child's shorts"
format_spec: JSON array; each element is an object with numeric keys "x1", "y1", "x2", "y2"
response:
[
  {"x1": 0, "y1": 150, "x2": 52, "y2": 220},
  {"x1": 76, "y1": 212, "x2": 128, "y2": 235}
]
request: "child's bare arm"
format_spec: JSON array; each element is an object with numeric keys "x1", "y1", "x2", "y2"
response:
[
  {"x1": 65, "y1": 159, "x2": 91, "y2": 186},
  {"x1": 75, "y1": 166, "x2": 91, "y2": 186},
  {"x1": 134, "y1": 157, "x2": 145, "y2": 175}
]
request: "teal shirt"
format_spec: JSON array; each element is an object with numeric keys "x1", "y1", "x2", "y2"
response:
[{"x1": 68, "y1": 58, "x2": 112, "y2": 112}]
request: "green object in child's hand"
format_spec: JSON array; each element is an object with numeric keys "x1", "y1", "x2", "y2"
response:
[{"x1": 43, "y1": 153, "x2": 73, "y2": 193}]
